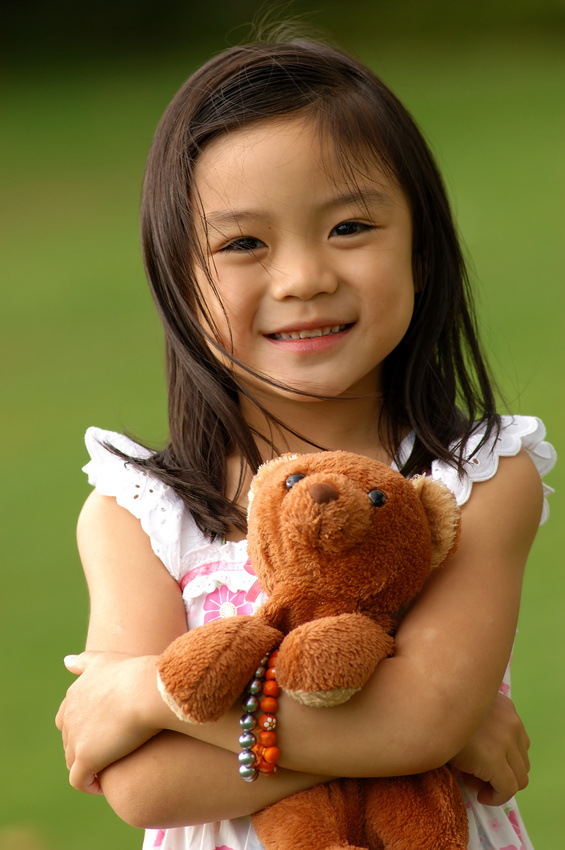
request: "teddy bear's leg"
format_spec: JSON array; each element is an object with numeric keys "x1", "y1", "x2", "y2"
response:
[
  {"x1": 363, "y1": 770, "x2": 468, "y2": 850},
  {"x1": 251, "y1": 780, "x2": 371, "y2": 850},
  {"x1": 157, "y1": 616, "x2": 283, "y2": 723},
  {"x1": 276, "y1": 614, "x2": 394, "y2": 707}
]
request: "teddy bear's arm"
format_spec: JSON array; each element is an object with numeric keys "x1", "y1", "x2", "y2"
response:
[
  {"x1": 157, "y1": 617, "x2": 283, "y2": 723},
  {"x1": 275, "y1": 613, "x2": 394, "y2": 708}
]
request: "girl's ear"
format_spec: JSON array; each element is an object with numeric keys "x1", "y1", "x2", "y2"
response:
[{"x1": 410, "y1": 475, "x2": 461, "y2": 568}]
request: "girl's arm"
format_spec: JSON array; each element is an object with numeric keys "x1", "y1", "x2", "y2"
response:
[
  {"x1": 101, "y1": 733, "x2": 330, "y2": 828},
  {"x1": 97, "y1": 691, "x2": 529, "y2": 828},
  {"x1": 57, "y1": 449, "x2": 542, "y2": 823}
]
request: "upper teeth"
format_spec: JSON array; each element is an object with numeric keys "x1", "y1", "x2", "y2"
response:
[{"x1": 272, "y1": 324, "x2": 346, "y2": 341}]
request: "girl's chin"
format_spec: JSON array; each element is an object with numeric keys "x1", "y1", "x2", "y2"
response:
[{"x1": 237, "y1": 374, "x2": 377, "y2": 404}]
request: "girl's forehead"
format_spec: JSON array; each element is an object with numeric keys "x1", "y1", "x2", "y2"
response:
[{"x1": 193, "y1": 115, "x2": 401, "y2": 207}]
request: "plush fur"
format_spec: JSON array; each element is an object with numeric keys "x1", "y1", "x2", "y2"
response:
[{"x1": 157, "y1": 451, "x2": 468, "y2": 849}]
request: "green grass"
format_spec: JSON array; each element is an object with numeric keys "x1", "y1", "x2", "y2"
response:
[{"x1": 1, "y1": 33, "x2": 563, "y2": 850}]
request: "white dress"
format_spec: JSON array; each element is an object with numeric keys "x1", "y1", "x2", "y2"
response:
[{"x1": 83, "y1": 415, "x2": 556, "y2": 850}]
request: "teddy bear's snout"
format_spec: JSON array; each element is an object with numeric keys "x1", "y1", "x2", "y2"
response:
[{"x1": 307, "y1": 482, "x2": 339, "y2": 505}]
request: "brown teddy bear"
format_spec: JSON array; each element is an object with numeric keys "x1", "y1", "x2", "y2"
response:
[{"x1": 157, "y1": 451, "x2": 469, "y2": 850}]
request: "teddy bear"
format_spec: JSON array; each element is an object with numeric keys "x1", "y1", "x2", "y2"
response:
[{"x1": 157, "y1": 451, "x2": 469, "y2": 850}]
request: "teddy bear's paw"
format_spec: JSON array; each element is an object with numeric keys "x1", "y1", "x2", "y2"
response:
[
  {"x1": 284, "y1": 685, "x2": 361, "y2": 708},
  {"x1": 156, "y1": 674, "x2": 200, "y2": 723},
  {"x1": 275, "y1": 613, "x2": 393, "y2": 704},
  {"x1": 157, "y1": 617, "x2": 283, "y2": 723}
]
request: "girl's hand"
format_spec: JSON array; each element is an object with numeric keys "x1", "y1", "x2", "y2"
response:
[
  {"x1": 55, "y1": 650, "x2": 162, "y2": 795},
  {"x1": 449, "y1": 692, "x2": 530, "y2": 806}
]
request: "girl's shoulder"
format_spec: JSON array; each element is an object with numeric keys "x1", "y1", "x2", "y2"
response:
[
  {"x1": 398, "y1": 415, "x2": 556, "y2": 522},
  {"x1": 82, "y1": 427, "x2": 207, "y2": 579}
]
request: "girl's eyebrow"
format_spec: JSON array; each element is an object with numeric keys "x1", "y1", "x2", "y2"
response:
[
  {"x1": 204, "y1": 188, "x2": 395, "y2": 230},
  {"x1": 325, "y1": 188, "x2": 396, "y2": 211}
]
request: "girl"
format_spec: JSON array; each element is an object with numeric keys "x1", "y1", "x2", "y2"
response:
[{"x1": 56, "y1": 34, "x2": 556, "y2": 850}]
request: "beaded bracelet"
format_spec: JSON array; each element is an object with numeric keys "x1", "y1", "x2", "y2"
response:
[{"x1": 238, "y1": 649, "x2": 281, "y2": 782}]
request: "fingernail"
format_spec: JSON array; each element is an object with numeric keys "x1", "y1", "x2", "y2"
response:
[{"x1": 64, "y1": 654, "x2": 79, "y2": 668}]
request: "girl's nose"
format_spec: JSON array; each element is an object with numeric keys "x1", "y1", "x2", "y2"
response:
[{"x1": 270, "y1": 244, "x2": 338, "y2": 301}]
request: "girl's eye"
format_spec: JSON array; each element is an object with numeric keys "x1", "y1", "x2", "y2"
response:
[
  {"x1": 221, "y1": 237, "x2": 266, "y2": 253},
  {"x1": 285, "y1": 474, "x2": 305, "y2": 490},
  {"x1": 368, "y1": 489, "x2": 386, "y2": 507},
  {"x1": 331, "y1": 221, "x2": 373, "y2": 238}
]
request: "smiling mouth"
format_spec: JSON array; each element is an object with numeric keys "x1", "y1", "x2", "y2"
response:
[{"x1": 269, "y1": 324, "x2": 350, "y2": 341}]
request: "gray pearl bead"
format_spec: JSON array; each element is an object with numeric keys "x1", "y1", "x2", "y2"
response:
[
  {"x1": 238, "y1": 749, "x2": 257, "y2": 767},
  {"x1": 254, "y1": 665, "x2": 266, "y2": 679},
  {"x1": 242, "y1": 694, "x2": 259, "y2": 713},
  {"x1": 239, "y1": 764, "x2": 258, "y2": 781},
  {"x1": 246, "y1": 678, "x2": 263, "y2": 695},
  {"x1": 238, "y1": 730, "x2": 256, "y2": 749},
  {"x1": 239, "y1": 713, "x2": 257, "y2": 732}
]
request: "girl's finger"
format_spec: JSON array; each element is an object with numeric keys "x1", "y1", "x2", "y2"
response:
[
  {"x1": 505, "y1": 746, "x2": 530, "y2": 793},
  {"x1": 479, "y1": 759, "x2": 520, "y2": 807},
  {"x1": 69, "y1": 761, "x2": 104, "y2": 795},
  {"x1": 63, "y1": 650, "x2": 104, "y2": 674}
]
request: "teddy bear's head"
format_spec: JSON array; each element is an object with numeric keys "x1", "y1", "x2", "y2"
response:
[{"x1": 247, "y1": 451, "x2": 460, "y2": 615}]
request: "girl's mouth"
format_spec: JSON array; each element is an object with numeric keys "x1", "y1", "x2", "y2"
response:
[{"x1": 269, "y1": 324, "x2": 350, "y2": 341}]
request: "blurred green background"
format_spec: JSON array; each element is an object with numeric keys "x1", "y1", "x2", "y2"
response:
[{"x1": 1, "y1": 1, "x2": 563, "y2": 848}]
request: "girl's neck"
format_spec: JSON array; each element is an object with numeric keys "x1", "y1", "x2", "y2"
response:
[{"x1": 240, "y1": 390, "x2": 393, "y2": 462}]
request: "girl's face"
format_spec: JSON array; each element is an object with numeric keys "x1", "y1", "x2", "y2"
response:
[{"x1": 192, "y1": 117, "x2": 415, "y2": 403}]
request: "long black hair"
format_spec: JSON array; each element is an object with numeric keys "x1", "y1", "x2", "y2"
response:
[{"x1": 122, "y1": 35, "x2": 500, "y2": 538}]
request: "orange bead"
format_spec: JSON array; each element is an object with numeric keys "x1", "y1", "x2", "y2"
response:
[
  {"x1": 265, "y1": 668, "x2": 277, "y2": 680},
  {"x1": 262, "y1": 680, "x2": 280, "y2": 697},
  {"x1": 263, "y1": 746, "x2": 280, "y2": 764},
  {"x1": 260, "y1": 696, "x2": 278, "y2": 714},
  {"x1": 259, "y1": 730, "x2": 277, "y2": 747},
  {"x1": 268, "y1": 650, "x2": 279, "y2": 664},
  {"x1": 258, "y1": 713, "x2": 277, "y2": 731},
  {"x1": 252, "y1": 744, "x2": 265, "y2": 757}
]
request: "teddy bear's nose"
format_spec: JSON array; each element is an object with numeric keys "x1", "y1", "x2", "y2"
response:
[{"x1": 308, "y1": 482, "x2": 339, "y2": 505}]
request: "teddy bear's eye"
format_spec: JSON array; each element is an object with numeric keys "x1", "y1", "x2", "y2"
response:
[
  {"x1": 368, "y1": 489, "x2": 386, "y2": 507},
  {"x1": 285, "y1": 474, "x2": 305, "y2": 490}
]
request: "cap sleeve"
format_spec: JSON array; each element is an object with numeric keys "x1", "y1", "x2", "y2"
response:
[
  {"x1": 82, "y1": 427, "x2": 200, "y2": 579},
  {"x1": 430, "y1": 415, "x2": 556, "y2": 523}
]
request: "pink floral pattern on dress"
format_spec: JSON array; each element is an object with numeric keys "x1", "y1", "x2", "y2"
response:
[
  {"x1": 203, "y1": 584, "x2": 253, "y2": 623},
  {"x1": 153, "y1": 830, "x2": 165, "y2": 847},
  {"x1": 506, "y1": 807, "x2": 525, "y2": 849}
]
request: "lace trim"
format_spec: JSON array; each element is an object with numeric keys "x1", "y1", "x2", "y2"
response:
[
  {"x1": 429, "y1": 415, "x2": 555, "y2": 523},
  {"x1": 178, "y1": 543, "x2": 258, "y2": 600},
  {"x1": 181, "y1": 569, "x2": 264, "y2": 603},
  {"x1": 83, "y1": 427, "x2": 200, "y2": 576}
]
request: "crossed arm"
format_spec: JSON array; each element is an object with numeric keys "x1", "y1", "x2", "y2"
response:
[{"x1": 56, "y1": 451, "x2": 540, "y2": 829}]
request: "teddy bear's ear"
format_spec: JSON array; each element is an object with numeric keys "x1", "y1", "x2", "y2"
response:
[
  {"x1": 247, "y1": 454, "x2": 298, "y2": 518},
  {"x1": 409, "y1": 476, "x2": 461, "y2": 569}
]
